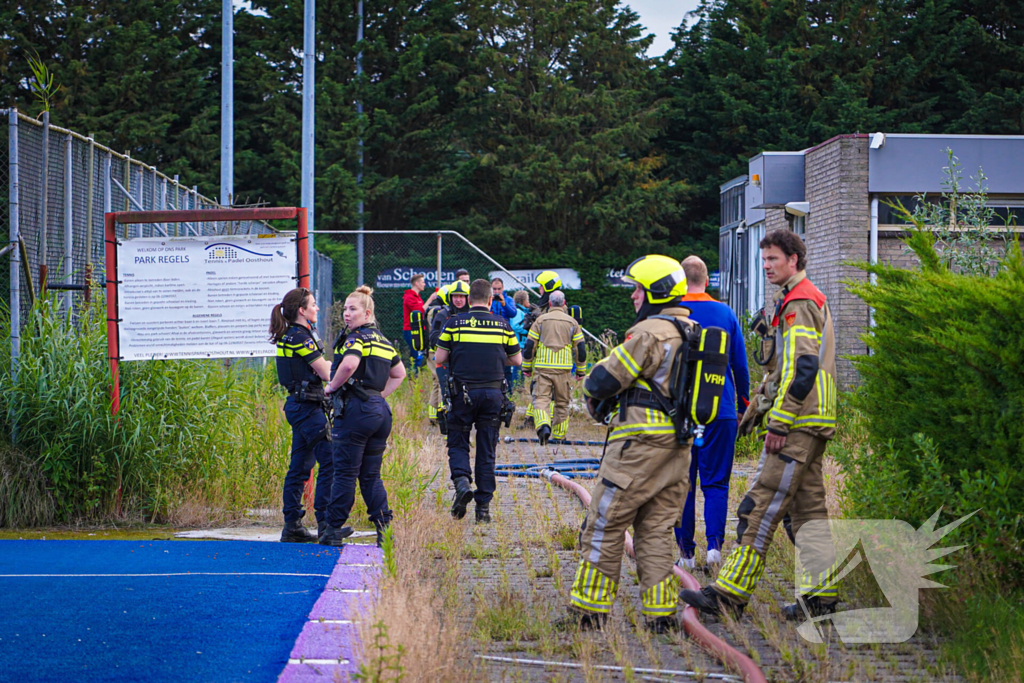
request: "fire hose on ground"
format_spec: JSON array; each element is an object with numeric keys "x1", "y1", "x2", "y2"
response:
[
  {"x1": 494, "y1": 458, "x2": 600, "y2": 479},
  {"x1": 534, "y1": 467, "x2": 768, "y2": 683}
]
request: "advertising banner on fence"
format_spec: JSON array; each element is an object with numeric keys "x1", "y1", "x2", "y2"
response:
[
  {"x1": 116, "y1": 235, "x2": 296, "y2": 361},
  {"x1": 488, "y1": 268, "x2": 581, "y2": 290},
  {"x1": 375, "y1": 266, "x2": 457, "y2": 289}
]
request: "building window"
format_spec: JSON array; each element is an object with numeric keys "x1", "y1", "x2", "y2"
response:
[
  {"x1": 791, "y1": 214, "x2": 805, "y2": 235},
  {"x1": 877, "y1": 195, "x2": 1024, "y2": 227}
]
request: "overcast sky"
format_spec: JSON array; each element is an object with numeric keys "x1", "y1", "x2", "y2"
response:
[
  {"x1": 236, "y1": 1, "x2": 703, "y2": 58},
  {"x1": 625, "y1": 0, "x2": 702, "y2": 56}
]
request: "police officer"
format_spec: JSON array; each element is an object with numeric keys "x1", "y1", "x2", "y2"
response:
[
  {"x1": 560, "y1": 255, "x2": 695, "y2": 633},
  {"x1": 429, "y1": 281, "x2": 470, "y2": 431},
  {"x1": 270, "y1": 287, "x2": 334, "y2": 543},
  {"x1": 523, "y1": 289, "x2": 586, "y2": 445},
  {"x1": 433, "y1": 279, "x2": 522, "y2": 523},
  {"x1": 681, "y1": 230, "x2": 838, "y2": 620},
  {"x1": 522, "y1": 270, "x2": 562, "y2": 429},
  {"x1": 320, "y1": 286, "x2": 407, "y2": 547}
]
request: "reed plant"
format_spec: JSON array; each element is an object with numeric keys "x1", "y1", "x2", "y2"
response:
[{"x1": 0, "y1": 295, "x2": 291, "y2": 524}]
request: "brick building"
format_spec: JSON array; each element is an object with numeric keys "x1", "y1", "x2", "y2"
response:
[{"x1": 718, "y1": 133, "x2": 1024, "y2": 387}]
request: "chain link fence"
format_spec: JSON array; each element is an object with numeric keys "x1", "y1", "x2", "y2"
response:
[
  {"x1": 310, "y1": 230, "x2": 606, "y2": 358},
  {"x1": 3, "y1": 110, "x2": 333, "y2": 343}
]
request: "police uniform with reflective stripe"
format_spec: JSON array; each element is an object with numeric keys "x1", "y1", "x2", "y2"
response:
[
  {"x1": 436, "y1": 307, "x2": 520, "y2": 507},
  {"x1": 568, "y1": 306, "x2": 695, "y2": 619},
  {"x1": 326, "y1": 324, "x2": 400, "y2": 532},
  {"x1": 276, "y1": 323, "x2": 333, "y2": 529},
  {"x1": 523, "y1": 305, "x2": 586, "y2": 440},
  {"x1": 711, "y1": 270, "x2": 839, "y2": 608}
]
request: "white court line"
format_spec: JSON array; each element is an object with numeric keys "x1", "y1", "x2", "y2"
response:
[
  {"x1": 288, "y1": 659, "x2": 351, "y2": 665},
  {"x1": 328, "y1": 588, "x2": 370, "y2": 593},
  {"x1": 0, "y1": 572, "x2": 332, "y2": 578},
  {"x1": 313, "y1": 620, "x2": 357, "y2": 624}
]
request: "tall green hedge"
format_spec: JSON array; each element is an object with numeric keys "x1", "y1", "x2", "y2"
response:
[{"x1": 847, "y1": 231, "x2": 1024, "y2": 584}]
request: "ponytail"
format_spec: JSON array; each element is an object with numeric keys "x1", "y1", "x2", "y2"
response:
[{"x1": 269, "y1": 287, "x2": 313, "y2": 342}]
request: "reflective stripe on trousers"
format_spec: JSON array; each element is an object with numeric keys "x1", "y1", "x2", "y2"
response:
[
  {"x1": 570, "y1": 560, "x2": 618, "y2": 614},
  {"x1": 714, "y1": 544, "x2": 765, "y2": 602}
]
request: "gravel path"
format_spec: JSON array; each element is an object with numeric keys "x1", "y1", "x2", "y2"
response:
[{"x1": 431, "y1": 411, "x2": 963, "y2": 683}]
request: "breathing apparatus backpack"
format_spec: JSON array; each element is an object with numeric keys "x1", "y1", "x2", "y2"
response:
[
  {"x1": 569, "y1": 305, "x2": 583, "y2": 324},
  {"x1": 647, "y1": 316, "x2": 730, "y2": 446},
  {"x1": 410, "y1": 310, "x2": 428, "y2": 353}
]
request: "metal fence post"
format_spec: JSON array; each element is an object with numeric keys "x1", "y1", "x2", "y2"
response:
[
  {"x1": 9, "y1": 110, "x2": 22, "y2": 442},
  {"x1": 102, "y1": 152, "x2": 111, "y2": 220},
  {"x1": 173, "y1": 175, "x2": 180, "y2": 237},
  {"x1": 87, "y1": 134, "x2": 95, "y2": 275},
  {"x1": 436, "y1": 232, "x2": 442, "y2": 291},
  {"x1": 64, "y1": 133, "x2": 73, "y2": 313},
  {"x1": 39, "y1": 110, "x2": 49, "y2": 292}
]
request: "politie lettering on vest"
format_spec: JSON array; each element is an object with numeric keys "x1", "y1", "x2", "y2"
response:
[{"x1": 433, "y1": 279, "x2": 522, "y2": 524}]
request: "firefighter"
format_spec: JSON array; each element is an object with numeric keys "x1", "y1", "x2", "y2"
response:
[
  {"x1": 270, "y1": 287, "x2": 334, "y2": 543},
  {"x1": 430, "y1": 281, "x2": 470, "y2": 431},
  {"x1": 522, "y1": 289, "x2": 585, "y2": 445},
  {"x1": 523, "y1": 270, "x2": 563, "y2": 429},
  {"x1": 425, "y1": 284, "x2": 450, "y2": 424},
  {"x1": 681, "y1": 230, "x2": 839, "y2": 620},
  {"x1": 559, "y1": 255, "x2": 695, "y2": 634},
  {"x1": 433, "y1": 279, "x2": 522, "y2": 523}
]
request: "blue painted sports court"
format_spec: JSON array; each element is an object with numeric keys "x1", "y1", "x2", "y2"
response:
[{"x1": 0, "y1": 540, "x2": 341, "y2": 682}]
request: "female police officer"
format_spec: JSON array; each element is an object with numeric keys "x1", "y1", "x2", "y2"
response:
[
  {"x1": 320, "y1": 286, "x2": 407, "y2": 546},
  {"x1": 270, "y1": 287, "x2": 334, "y2": 543}
]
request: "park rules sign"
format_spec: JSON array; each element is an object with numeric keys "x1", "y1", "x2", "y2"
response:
[{"x1": 116, "y1": 235, "x2": 296, "y2": 361}]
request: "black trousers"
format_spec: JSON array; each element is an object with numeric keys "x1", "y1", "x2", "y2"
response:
[
  {"x1": 327, "y1": 394, "x2": 393, "y2": 529},
  {"x1": 282, "y1": 397, "x2": 334, "y2": 525},
  {"x1": 446, "y1": 386, "x2": 502, "y2": 506}
]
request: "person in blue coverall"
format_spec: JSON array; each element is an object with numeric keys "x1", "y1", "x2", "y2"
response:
[
  {"x1": 491, "y1": 278, "x2": 519, "y2": 386},
  {"x1": 675, "y1": 256, "x2": 750, "y2": 569}
]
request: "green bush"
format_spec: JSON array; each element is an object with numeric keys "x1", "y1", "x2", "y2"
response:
[
  {"x1": 0, "y1": 295, "x2": 292, "y2": 524},
  {"x1": 847, "y1": 230, "x2": 1024, "y2": 585}
]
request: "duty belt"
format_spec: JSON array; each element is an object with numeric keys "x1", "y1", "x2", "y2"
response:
[
  {"x1": 354, "y1": 388, "x2": 383, "y2": 398},
  {"x1": 457, "y1": 380, "x2": 504, "y2": 390},
  {"x1": 288, "y1": 382, "x2": 326, "y2": 403}
]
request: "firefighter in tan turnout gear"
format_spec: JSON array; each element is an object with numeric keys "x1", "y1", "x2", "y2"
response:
[
  {"x1": 522, "y1": 290, "x2": 586, "y2": 445},
  {"x1": 682, "y1": 230, "x2": 839, "y2": 620},
  {"x1": 559, "y1": 255, "x2": 696, "y2": 634}
]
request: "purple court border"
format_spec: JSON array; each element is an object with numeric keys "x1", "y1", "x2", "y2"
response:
[{"x1": 278, "y1": 544, "x2": 383, "y2": 683}]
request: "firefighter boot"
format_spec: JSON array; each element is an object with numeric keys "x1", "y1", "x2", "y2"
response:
[
  {"x1": 317, "y1": 524, "x2": 354, "y2": 547},
  {"x1": 281, "y1": 520, "x2": 317, "y2": 543},
  {"x1": 782, "y1": 596, "x2": 837, "y2": 621},
  {"x1": 553, "y1": 609, "x2": 606, "y2": 632},
  {"x1": 679, "y1": 586, "x2": 745, "y2": 620},
  {"x1": 451, "y1": 476, "x2": 474, "y2": 520},
  {"x1": 475, "y1": 501, "x2": 491, "y2": 524},
  {"x1": 645, "y1": 615, "x2": 681, "y2": 634},
  {"x1": 537, "y1": 425, "x2": 552, "y2": 446}
]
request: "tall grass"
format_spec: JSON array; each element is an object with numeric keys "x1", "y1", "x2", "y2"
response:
[{"x1": 0, "y1": 295, "x2": 291, "y2": 525}]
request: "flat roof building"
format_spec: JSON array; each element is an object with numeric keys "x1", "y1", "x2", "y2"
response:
[{"x1": 719, "y1": 133, "x2": 1024, "y2": 387}]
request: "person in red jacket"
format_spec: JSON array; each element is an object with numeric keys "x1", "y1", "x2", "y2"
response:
[{"x1": 402, "y1": 273, "x2": 429, "y2": 369}]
